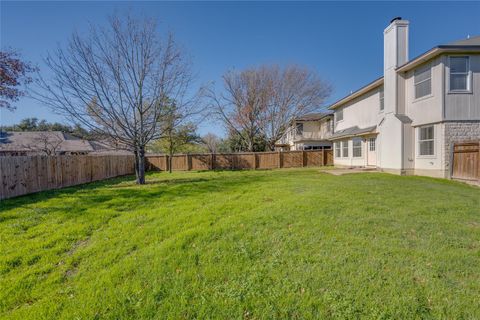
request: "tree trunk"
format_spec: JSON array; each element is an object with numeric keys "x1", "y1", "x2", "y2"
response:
[
  {"x1": 168, "y1": 144, "x2": 173, "y2": 174},
  {"x1": 137, "y1": 146, "x2": 146, "y2": 184},
  {"x1": 134, "y1": 148, "x2": 140, "y2": 183},
  {"x1": 267, "y1": 140, "x2": 276, "y2": 151},
  {"x1": 247, "y1": 139, "x2": 254, "y2": 152}
]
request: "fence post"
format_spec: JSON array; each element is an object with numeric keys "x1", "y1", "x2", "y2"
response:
[
  {"x1": 253, "y1": 153, "x2": 257, "y2": 170},
  {"x1": 478, "y1": 141, "x2": 480, "y2": 180},
  {"x1": 302, "y1": 151, "x2": 307, "y2": 167},
  {"x1": 449, "y1": 143, "x2": 455, "y2": 179},
  {"x1": 278, "y1": 151, "x2": 282, "y2": 168},
  {"x1": 186, "y1": 154, "x2": 192, "y2": 171}
]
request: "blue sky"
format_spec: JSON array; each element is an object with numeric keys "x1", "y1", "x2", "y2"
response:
[{"x1": 1, "y1": 1, "x2": 479, "y2": 136}]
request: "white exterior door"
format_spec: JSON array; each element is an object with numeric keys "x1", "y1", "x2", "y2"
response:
[{"x1": 367, "y1": 137, "x2": 377, "y2": 166}]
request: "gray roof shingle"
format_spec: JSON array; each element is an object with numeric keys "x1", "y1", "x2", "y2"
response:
[
  {"x1": 295, "y1": 112, "x2": 333, "y2": 121},
  {"x1": 329, "y1": 125, "x2": 377, "y2": 140},
  {"x1": 446, "y1": 35, "x2": 480, "y2": 46}
]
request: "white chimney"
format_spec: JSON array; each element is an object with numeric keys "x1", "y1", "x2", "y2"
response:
[{"x1": 384, "y1": 17, "x2": 409, "y2": 114}]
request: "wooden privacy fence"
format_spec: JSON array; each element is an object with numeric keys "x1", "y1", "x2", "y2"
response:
[
  {"x1": 451, "y1": 141, "x2": 480, "y2": 182},
  {"x1": 0, "y1": 155, "x2": 135, "y2": 200},
  {"x1": 0, "y1": 150, "x2": 332, "y2": 200},
  {"x1": 146, "y1": 150, "x2": 333, "y2": 171}
]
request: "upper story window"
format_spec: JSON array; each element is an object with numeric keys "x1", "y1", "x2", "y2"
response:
[
  {"x1": 295, "y1": 123, "x2": 303, "y2": 136},
  {"x1": 419, "y1": 125, "x2": 434, "y2": 156},
  {"x1": 414, "y1": 64, "x2": 432, "y2": 99},
  {"x1": 336, "y1": 109, "x2": 343, "y2": 123},
  {"x1": 379, "y1": 87, "x2": 384, "y2": 111},
  {"x1": 449, "y1": 56, "x2": 471, "y2": 92},
  {"x1": 326, "y1": 119, "x2": 332, "y2": 133}
]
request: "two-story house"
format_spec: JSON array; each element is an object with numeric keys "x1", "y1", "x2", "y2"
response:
[
  {"x1": 275, "y1": 112, "x2": 334, "y2": 151},
  {"x1": 329, "y1": 17, "x2": 480, "y2": 178}
]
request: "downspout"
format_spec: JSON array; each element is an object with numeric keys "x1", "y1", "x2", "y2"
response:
[
  {"x1": 441, "y1": 56, "x2": 449, "y2": 178},
  {"x1": 400, "y1": 121, "x2": 405, "y2": 175}
]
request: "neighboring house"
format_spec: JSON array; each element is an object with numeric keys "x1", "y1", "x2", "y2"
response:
[
  {"x1": 329, "y1": 17, "x2": 480, "y2": 178},
  {"x1": 0, "y1": 131, "x2": 128, "y2": 156},
  {"x1": 275, "y1": 112, "x2": 334, "y2": 151}
]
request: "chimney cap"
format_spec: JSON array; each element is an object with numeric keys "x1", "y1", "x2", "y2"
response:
[{"x1": 390, "y1": 17, "x2": 402, "y2": 23}]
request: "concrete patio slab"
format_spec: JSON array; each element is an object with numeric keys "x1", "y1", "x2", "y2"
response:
[{"x1": 319, "y1": 167, "x2": 379, "y2": 176}]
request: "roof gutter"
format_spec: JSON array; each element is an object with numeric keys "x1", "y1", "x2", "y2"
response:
[
  {"x1": 396, "y1": 45, "x2": 480, "y2": 73},
  {"x1": 328, "y1": 130, "x2": 378, "y2": 141}
]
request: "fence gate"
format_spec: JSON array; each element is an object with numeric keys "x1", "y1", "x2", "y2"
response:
[{"x1": 451, "y1": 141, "x2": 480, "y2": 182}]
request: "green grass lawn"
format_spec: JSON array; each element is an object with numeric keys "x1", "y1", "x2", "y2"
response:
[{"x1": 1, "y1": 169, "x2": 479, "y2": 319}]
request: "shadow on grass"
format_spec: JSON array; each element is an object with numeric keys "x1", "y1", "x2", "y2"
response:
[{"x1": 0, "y1": 170, "x2": 272, "y2": 214}]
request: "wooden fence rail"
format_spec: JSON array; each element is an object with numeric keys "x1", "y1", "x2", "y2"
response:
[
  {"x1": 0, "y1": 155, "x2": 135, "y2": 200},
  {"x1": 451, "y1": 141, "x2": 480, "y2": 182},
  {"x1": 146, "y1": 150, "x2": 333, "y2": 172},
  {"x1": 0, "y1": 150, "x2": 332, "y2": 200}
]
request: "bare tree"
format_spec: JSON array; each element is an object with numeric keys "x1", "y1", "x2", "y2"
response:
[
  {"x1": 151, "y1": 97, "x2": 205, "y2": 172},
  {"x1": 261, "y1": 65, "x2": 331, "y2": 150},
  {"x1": 32, "y1": 14, "x2": 196, "y2": 184},
  {"x1": 207, "y1": 67, "x2": 271, "y2": 152},
  {"x1": 201, "y1": 132, "x2": 221, "y2": 153},
  {"x1": 207, "y1": 65, "x2": 331, "y2": 152}
]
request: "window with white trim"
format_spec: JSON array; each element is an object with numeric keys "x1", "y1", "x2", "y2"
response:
[
  {"x1": 369, "y1": 138, "x2": 376, "y2": 151},
  {"x1": 352, "y1": 138, "x2": 362, "y2": 157},
  {"x1": 295, "y1": 123, "x2": 303, "y2": 136},
  {"x1": 379, "y1": 87, "x2": 384, "y2": 111},
  {"x1": 336, "y1": 109, "x2": 343, "y2": 123},
  {"x1": 449, "y1": 56, "x2": 470, "y2": 91},
  {"x1": 335, "y1": 142, "x2": 341, "y2": 158},
  {"x1": 341, "y1": 140, "x2": 348, "y2": 158},
  {"x1": 414, "y1": 64, "x2": 432, "y2": 99},
  {"x1": 419, "y1": 126, "x2": 434, "y2": 156}
]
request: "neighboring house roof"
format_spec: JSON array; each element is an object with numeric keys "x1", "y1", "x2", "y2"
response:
[
  {"x1": 329, "y1": 77, "x2": 384, "y2": 110},
  {"x1": 329, "y1": 35, "x2": 480, "y2": 110},
  {"x1": 0, "y1": 131, "x2": 93, "y2": 152},
  {"x1": 0, "y1": 131, "x2": 126, "y2": 154},
  {"x1": 329, "y1": 125, "x2": 377, "y2": 140},
  {"x1": 295, "y1": 112, "x2": 333, "y2": 121}
]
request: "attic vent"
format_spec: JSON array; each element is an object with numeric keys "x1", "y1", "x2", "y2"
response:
[{"x1": 390, "y1": 17, "x2": 402, "y2": 23}]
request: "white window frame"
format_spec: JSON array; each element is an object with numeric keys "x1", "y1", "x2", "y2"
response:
[
  {"x1": 418, "y1": 125, "x2": 435, "y2": 157},
  {"x1": 341, "y1": 140, "x2": 349, "y2": 158},
  {"x1": 326, "y1": 119, "x2": 332, "y2": 133},
  {"x1": 448, "y1": 56, "x2": 472, "y2": 93},
  {"x1": 413, "y1": 63, "x2": 432, "y2": 100},
  {"x1": 336, "y1": 109, "x2": 343, "y2": 123},
  {"x1": 334, "y1": 142, "x2": 341, "y2": 158},
  {"x1": 379, "y1": 87, "x2": 384, "y2": 111},
  {"x1": 352, "y1": 138, "x2": 362, "y2": 158},
  {"x1": 369, "y1": 138, "x2": 376, "y2": 151},
  {"x1": 295, "y1": 122, "x2": 303, "y2": 137}
]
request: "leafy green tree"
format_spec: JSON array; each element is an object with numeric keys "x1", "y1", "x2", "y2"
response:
[
  {"x1": 0, "y1": 117, "x2": 92, "y2": 139},
  {"x1": 149, "y1": 123, "x2": 202, "y2": 173},
  {"x1": 225, "y1": 129, "x2": 267, "y2": 152}
]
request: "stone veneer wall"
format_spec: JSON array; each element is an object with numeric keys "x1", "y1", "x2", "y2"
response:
[{"x1": 443, "y1": 121, "x2": 480, "y2": 177}]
